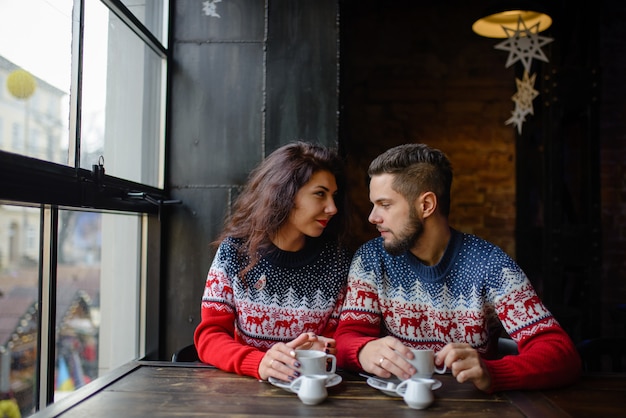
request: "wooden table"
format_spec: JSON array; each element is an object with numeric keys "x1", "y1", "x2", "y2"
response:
[{"x1": 30, "y1": 361, "x2": 626, "y2": 417}]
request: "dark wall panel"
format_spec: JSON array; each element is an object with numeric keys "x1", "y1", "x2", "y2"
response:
[
  {"x1": 169, "y1": 42, "x2": 264, "y2": 185},
  {"x1": 164, "y1": 188, "x2": 229, "y2": 356},
  {"x1": 266, "y1": 0, "x2": 339, "y2": 152}
]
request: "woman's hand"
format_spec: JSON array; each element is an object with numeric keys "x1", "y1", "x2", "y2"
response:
[
  {"x1": 312, "y1": 335, "x2": 337, "y2": 355},
  {"x1": 258, "y1": 341, "x2": 299, "y2": 382},
  {"x1": 291, "y1": 332, "x2": 337, "y2": 355},
  {"x1": 259, "y1": 333, "x2": 335, "y2": 381}
]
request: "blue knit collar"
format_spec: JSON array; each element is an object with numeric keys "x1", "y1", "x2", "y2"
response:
[
  {"x1": 264, "y1": 237, "x2": 326, "y2": 268},
  {"x1": 403, "y1": 228, "x2": 462, "y2": 282}
]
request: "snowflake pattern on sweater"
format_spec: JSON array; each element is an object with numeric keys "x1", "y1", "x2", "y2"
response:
[
  {"x1": 200, "y1": 236, "x2": 351, "y2": 350},
  {"x1": 339, "y1": 229, "x2": 557, "y2": 352}
]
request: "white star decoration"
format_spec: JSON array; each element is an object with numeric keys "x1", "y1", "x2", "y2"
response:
[
  {"x1": 512, "y1": 71, "x2": 539, "y2": 115},
  {"x1": 505, "y1": 106, "x2": 527, "y2": 135},
  {"x1": 202, "y1": 0, "x2": 222, "y2": 18},
  {"x1": 505, "y1": 71, "x2": 540, "y2": 134},
  {"x1": 494, "y1": 17, "x2": 554, "y2": 73}
]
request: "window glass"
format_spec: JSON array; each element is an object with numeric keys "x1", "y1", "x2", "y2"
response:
[
  {"x1": 0, "y1": 204, "x2": 40, "y2": 417},
  {"x1": 81, "y1": 1, "x2": 166, "y2": 188},
  {"x1": 0, "y1": 0, "x2": 167, "y2": 187},
  {"x1": 0, "y1": 0, "x2": 72, "y2": 164},
  {"x1": 120, "y1": 0, "x2": 169, "y2": 45},
  {"x1": 54, "y1": 209, "x2": 143, "y2": 402},
  {"x1": 0, "y1": 205, "x2": 144, "y2": 413}
]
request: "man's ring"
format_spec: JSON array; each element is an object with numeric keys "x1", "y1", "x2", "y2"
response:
[
  {"x1": 269, "y1": 359, "x2": 275, "y2": 368},
  {"x1": 378, "y1": 357, "x2": 384, "y2": 366}
]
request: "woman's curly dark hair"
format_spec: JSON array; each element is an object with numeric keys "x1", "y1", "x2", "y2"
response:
[{"x1": 215, "y1": 141, "x2": 349, "y2": 276}]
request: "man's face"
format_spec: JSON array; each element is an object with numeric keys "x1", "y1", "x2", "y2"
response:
[{"x1": 368, "y1": 173, "x2": 423, "y2": 255}]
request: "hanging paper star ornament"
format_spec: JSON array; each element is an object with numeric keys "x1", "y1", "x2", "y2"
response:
[
  {"x1": 512, "y1": 70, "x2": 539, "y2": 116},
  {"x1": 494, "y1": 16, "x2": 554, "y2": 72},
  {"x1": 506, "y1": 70, "x2": 539, "y2": 134},
  {"x1": 505, "y1": 106, "x2": 527, "y2": 135},
  {"x1": 202, "y1": 0, "x2": 222, "y2": 18}
]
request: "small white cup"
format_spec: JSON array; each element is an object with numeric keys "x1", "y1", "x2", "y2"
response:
[
  {"x1": 290, "y1": 374, "x2": 328, "y2": 405},
  {"x1": 296, "y1": 350, "x2": 337, "y2": 375},
  {"x1": 404, "y1": 349, "x2": 446, "y2": 379}
]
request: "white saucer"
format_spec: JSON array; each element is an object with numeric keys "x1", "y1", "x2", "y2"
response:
[
  {"x1": 269, "y1": 373, "x2": 342, "y2": 393},
  {"x1": 366, "y1": 377, "x2": 442, "y2": 397}
]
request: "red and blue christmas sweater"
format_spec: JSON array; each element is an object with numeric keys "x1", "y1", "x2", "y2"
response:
[
  {"x1": 194, "y1": 236, "x2": 351, "y2": 379},
  {"x1": 335, "y1": 229, "x2": 581, "y2": 392}
]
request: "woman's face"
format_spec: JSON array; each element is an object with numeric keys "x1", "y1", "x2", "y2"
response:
[{"x1": 276, "y1": 170, "x2": 338, "y2": 250}]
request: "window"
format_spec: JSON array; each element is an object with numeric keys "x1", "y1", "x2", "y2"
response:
[
  {"x1": 0, "y1": 1, "x2": 71, "y2": 164},
  {"x1": 54, "y1": 209, "x2": 143, "y2": 402},
  {"x1": 0, "y1": 1, "x2": 170, "y2": 416},
  {"x1": 81, "y1": 0, "x2": 167, "y2": 187},
  {"x1": 0, "y1": 204, "x2": 40, "y2": 414},
  {"x1": 11, "y1": 123, "x2": 22, "y2": 152}
]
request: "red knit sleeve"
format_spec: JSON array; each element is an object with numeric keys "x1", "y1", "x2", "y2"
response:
[
  {"x1": 193, "y1": 302, "x2": 266, "y2": 379},
  {"x1": 193, "y1": 260, "x2": 266, "y2": 379},
  {"x1": 334, "y1": 316, "x2": 379, "y2": 371},
  {"x1": 483, "y1": 324, "x2": 581, "y2": 392},
  {"x1": 334, "y1": 258, "x2": 382, "y2": 371}
]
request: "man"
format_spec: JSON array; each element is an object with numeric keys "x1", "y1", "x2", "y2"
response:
[{"x1": 335, "y1": 143, "x2": 580, "y2": 392}]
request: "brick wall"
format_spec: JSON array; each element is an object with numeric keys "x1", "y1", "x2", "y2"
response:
[{"x1": 341, "y1": 1, "x2": 517, "y2": 256}]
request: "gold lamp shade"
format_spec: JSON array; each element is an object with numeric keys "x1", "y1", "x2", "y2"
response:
[{"x1": 472, "y1": 3, "x2": 552, "y2": 38}]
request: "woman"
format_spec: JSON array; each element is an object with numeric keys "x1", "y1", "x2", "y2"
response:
[{"x1": 194, "y1": 141, "x2": 353, "y2": 382}]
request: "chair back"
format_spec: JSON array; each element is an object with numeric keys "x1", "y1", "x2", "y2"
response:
[
  {"x1": 497, "y1": 337, "x2": 519, "y2": 356},
  {"x1": 172, "y1": 344, "x2": 200, "y2": 362}
]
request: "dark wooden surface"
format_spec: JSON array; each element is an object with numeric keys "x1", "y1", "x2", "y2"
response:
[
  {"x1": 30, "y1": 362, "x2": 626, "y2": 417},
  {"x1": 536, "y1": 373, "x2": 626, "y2": 417}
]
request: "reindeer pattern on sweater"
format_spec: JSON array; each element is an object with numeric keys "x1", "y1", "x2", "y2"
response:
[
  {"x1": 201, "y1": 236, "x2": 351, "y2": 350},
  {"x1": 339, "y1": 230, "x2": 558, "y2": 351}
]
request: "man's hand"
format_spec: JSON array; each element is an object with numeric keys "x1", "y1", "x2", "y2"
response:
[
  {"x1": 358, "y1": 336, "x2": 416, "y2": 380},
  {"x1": 436, "y1": 343, "x2": 491, "y2": 391}
]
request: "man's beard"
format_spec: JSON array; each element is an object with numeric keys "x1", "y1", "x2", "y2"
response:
[{"x1": 383, "y1": 209, "x2": 423, "y2": 256}]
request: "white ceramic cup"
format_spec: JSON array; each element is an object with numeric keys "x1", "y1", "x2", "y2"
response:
[
  {"x1": 395, "y1": 377, "x2": 436, "y2": 409},
  {"x1": 296, "y1": 350, "x2": 337, "y2": 375},
  {"x1": 404, "y1": 349, "x2": 446, "y2": 379},
  {"x1": 290, "y1": 374, "x2": 328, "y2": 405}
]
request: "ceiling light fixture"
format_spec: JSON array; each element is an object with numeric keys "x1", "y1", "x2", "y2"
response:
[{"x1": 472, "y1": 2, "x2": 552, "y2": 38}]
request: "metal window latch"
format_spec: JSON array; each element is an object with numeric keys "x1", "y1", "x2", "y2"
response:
[
  {"x1": 126, "y1": 192, "x2": 182, "y2": 207},
  {"x1": 126, "y1": 192, "x2": 182, "y2": 221},
  {"x1": 92, "y1": 155, "x2": 105, "y2": 187}
]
